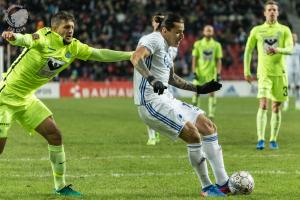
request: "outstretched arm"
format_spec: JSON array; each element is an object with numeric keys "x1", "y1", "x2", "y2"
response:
[
  {"x1": 2, "y1": 31, "x2": 39, "y2": 48},
  {"x1": 88, "y1": 48, "x2": 133, "y2": 62}
]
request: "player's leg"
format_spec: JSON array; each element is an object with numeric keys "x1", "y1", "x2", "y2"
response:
[
  {"x1": 146, "y1": 126, "x2": 156, "y2": 145},
  {"x1": 173, "y1": 99, "x2": 227, "y2": 195},
  {"x1": 208, "y1": 92, "x2": 216, "y2": 120},
  {"x1": 256, "y1": 76, "x2": 272, "y2": 149},
  {"x1": 269, "y1": 101, "x2": 281, "y2": 149},
  {"x1": 179, "y1": 122, "x2": 225, "y2": 197},
  {"x1": 194, "y1": 115, "x2": 229, "y2": 193},
  {"x1": 0, "y1": 104, "x2": 14, "y2": 155},
  {"x1": 269, "y1": 76, "x2": 288, "y2": 149},
  {"x1": 0, "y1": 138, "x2": 7, "y2": 154},
  {"x1": 16, "y1": 98, "x2": 81, "y2": 196},
  {"x1": 256, "y1": 98, "x2": 268, "y2": 149},
  {"x1": 137, "y1": 100, "x2": 223, "y2": 196}
]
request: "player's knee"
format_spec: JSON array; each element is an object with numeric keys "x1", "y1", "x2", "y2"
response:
[
  {"x1": 195, "y1": 115, "x2": 216, "y2": 136},
  {"x1": 180, "y1": 122, "x2": 201, "y2": 143},
  {"x1": 189, "y1": 131, "x2": 201, "y2": 143},
  {"x1": 272, "y1": 102, "x2": 281, "y2": 112},
  {"x1": 259, "y1": 98, "x2": 268, "y2": 109},
  {"x1": 47, "y1": 129, "x2": 62, "y2": 145}
]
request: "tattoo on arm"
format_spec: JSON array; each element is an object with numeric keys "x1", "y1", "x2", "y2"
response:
[
  {"x1": 134, "y1": 58, "x2": 153, "y2": 79},
  {"x1": 169, "y1": 67, "x2": 197, "y2": 92}
]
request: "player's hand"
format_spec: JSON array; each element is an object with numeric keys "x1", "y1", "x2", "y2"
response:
[
  {"x1": 266, "y1": 47, "x2": 277, "y2": 55},
  {"x1": 1, "y1": 31, "x2": 16, "y2": 41},
  {"x1": 245, "y1": 75, "x2": 252, "y2": 84},
  {"x1": 147, "y1": 75, "x2": 167, "y2": 95},
  {"x1": 216, "y1": 73, "x2": 221, "y2": 82},
  {"x1": 196, "y1": 79, "x2": 222, "y2": 94}
]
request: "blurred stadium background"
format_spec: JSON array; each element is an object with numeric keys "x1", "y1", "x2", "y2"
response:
[
  {"x1": 1, "y1": 0, "x2": 300, "y2": 99},
  {"x1": 0, "y1": 1, "x2": 300, "y2": 200}
]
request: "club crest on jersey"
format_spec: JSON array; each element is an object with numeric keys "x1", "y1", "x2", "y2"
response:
[{"x1": 65, "y1": 52, "x2": 71, "y2": 58}]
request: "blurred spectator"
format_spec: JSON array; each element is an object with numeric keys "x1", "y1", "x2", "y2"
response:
[{"x1": 0, "y1": 0, "x2": 293, "y2": 80}]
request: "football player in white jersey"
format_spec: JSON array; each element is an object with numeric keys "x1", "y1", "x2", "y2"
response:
[
  {"x1": 146, "y1": 13, "x2": 178, "y2": 145},
  {"x1": 284, "y1": 33, "x2": 300, "y2": 110},
  {"x1": 131, "y1": 13, "x2": 229, "y2": 197}
]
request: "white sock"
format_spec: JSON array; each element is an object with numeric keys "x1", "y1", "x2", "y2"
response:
[
  {"x1": 187, "y1": 143, "x2": 212, "y2": 189},
  {"x1": 202, "y1": 133, "x2": 229, "y2": 186},
  {"x1": 147, "y1": 126, "x2": 156, "y2": 140}
]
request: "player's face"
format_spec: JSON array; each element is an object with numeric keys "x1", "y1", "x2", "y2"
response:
[
  {"x1": 203, "y1": 26, "x2": 214, "y2": 38},
  {"x1": 55, "y1": 20, "x2": 74, "y2": 44},
  {"x1": 264, "y1": 4, "x2": 279, "y2": 23},
  {"x1": 163, "y1": 22, "x2": 184, "y2": 47}
]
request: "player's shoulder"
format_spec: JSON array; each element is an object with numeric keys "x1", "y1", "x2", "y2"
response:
[
  {"x1": 250, "y1": 24, "x2": 263, "y2": 32},
  {"x1": 36, "y1": 27, "x2": 51, "y2": 36},
  {"x1": 139, "y1": 32, "x2": 164, "y2": 46},
  {"x1": 142, "y1": 32, "x2": 163, "y2": 41},
  {"x1": 193, "y1": 39, "x2": 202, "y2": 47},
  {"x1": 278, "y1": 23, "x2": 291, "y2": 31}
]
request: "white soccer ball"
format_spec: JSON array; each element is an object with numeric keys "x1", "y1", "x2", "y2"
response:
[{"x1": 228, "y1": 171, "x2": 254, "y2": 195}]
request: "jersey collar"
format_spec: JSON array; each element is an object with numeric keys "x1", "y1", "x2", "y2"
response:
[
  {"x1": 50, "y1": 29, "x2": 69, "y2": 46},
  {"x1": 264, "y1": 21, "x2": 279, "y2": 28},
  {"x1": 158, "y1": 32, "x2": 170, "y2": 51}
]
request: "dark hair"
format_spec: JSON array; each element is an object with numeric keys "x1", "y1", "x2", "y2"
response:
[
  {"x1": 152, "y1": 12, "x2": 164, "y2": 23},
  {"x1": 264, "y1": 0, "x2": 279, "y2": 9},
  {"x1": 51, "y1": 11, "x2": 75, "y2": 28},
  {"x1": 158, "y1": 13, "x2": 184, "y2": 31}
]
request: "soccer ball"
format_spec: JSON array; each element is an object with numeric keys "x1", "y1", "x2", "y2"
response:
[{"x1": 228, "y1": 171, "x2": 254, "y2": 195}]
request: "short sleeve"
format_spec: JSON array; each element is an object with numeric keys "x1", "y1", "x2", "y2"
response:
[
  {"x1": 75, "y1": 40, "x2": 93, "y2": 61},
  {"x1": 192, "y1": 41, "x2": 200, "y2": 57},
  {"x1": 138, "y1": 34, "x2": 161, "y2": 54},
  {"x1": 216, "y1": 42, "x2": 223, "y2": 59}
]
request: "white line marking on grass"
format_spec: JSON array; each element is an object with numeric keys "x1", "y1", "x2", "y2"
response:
[
  {"x1": 0, "y1": 153, "x2": 297, "y2": 162},
  {"x1": 2, "y1": 170, "x2": 300, "y2": 179}
]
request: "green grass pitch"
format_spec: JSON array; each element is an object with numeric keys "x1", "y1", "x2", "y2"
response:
[{"x1": 0, "y1": 97, "x2": 299, "y2": 200}]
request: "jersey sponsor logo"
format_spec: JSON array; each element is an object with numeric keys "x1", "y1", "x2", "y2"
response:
[
  {"x1": 37, "y1": 57, "x2": 66, "y2": 78},
  {"x1": 203, "y1": 49, "x2": 213, "y2": 61},
  {"x1": 263, "y1": 32, "x2": 281, "y2": 54}
]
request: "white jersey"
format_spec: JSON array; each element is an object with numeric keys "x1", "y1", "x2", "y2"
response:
[
  {"x1": 134, "y1": 32, "x2": 177, "y2": 105},
  {"x1": 286, "y1": 43, "x2": 300, "y2": 74}
]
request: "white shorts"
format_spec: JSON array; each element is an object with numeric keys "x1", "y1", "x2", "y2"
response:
[{"x1": 137, "y1": 94, "x2": 205, "y2": 140}]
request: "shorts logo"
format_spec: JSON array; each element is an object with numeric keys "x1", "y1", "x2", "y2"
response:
[{"x1": 178, "y1": 114, "x2": 183, "y2": 122}]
